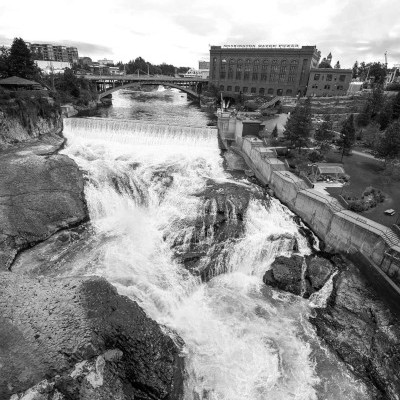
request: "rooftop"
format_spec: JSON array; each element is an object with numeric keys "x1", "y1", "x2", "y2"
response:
[{"x1": 0, "y1": 76, "x2": 40, "y2": 86}]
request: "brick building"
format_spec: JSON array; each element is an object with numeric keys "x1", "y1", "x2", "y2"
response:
[
  {"x1": 306, "y1": 68, "x2": 352, "y2": 97},
  {"x1": 209, "y1": 45, "x2": 320, "y2": 98}
]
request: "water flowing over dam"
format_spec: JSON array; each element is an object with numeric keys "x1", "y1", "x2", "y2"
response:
[{"x1": 58, "y1": 91, "x2": 371, "y2": 400}]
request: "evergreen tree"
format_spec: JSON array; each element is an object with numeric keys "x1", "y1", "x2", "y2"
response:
[
  {"x1": 352, "y1": 61, "x2": 359, "y2": 79},
  {"x1": 314, "y1": 115, "x2": 334, "y2": 154},
  {"x1": 271, "y1": 124, "x2": 278, "y2": 138},
  {"x1": 339, "y1": 114, "x2": 356, "y2": 159},
  {"x1": 377, "y1": 100, "x2": 393, "y2": 130},
  {"x1": 362, "y1": 122, "x2": 381, "y2": 149},
  {"x1": 375, "y1": 121, "x2": 400, "y2": 162},
  {"x1": 284, "y1": 98, "x2": 312, "y2": 151},
  {"x1": 7, "y1": 38, "x2": 39, "y2": 79},
  {"x1": 356, "y1": 103, "x2": 371, "y2": 127},
  {"x1": 392, "y1": 91, "x2": 400, "y2": 120},
  {"x1": 334, "y1": 61, "x2": 341, "y2": 69},
  {"x1": 0, "y1": 46, "x2": 10, "y2": 78}
]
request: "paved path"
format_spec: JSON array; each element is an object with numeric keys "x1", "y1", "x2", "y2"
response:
[{"x1": 351, "y1": 150, "x2": 381, "y2": 160}]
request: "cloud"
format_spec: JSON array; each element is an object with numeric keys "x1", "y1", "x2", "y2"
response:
[{"x1": 173, "y1": 15, "x2": 218, "y2": 35}]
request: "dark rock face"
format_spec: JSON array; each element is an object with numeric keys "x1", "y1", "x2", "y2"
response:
[
  {"x1": 0, "y1": 272, "x2": 184, "y2": 400},
  {"x1": 263, "y1": 254, "x2": 306, "y2": 296},
  {"x1": 307, "y1": 256, "x2": 335, "y2": 292},
  {"x1": 311, "y1": 265, "x2": 400, "y2": 400},
  {"x1": 263, "y1": 255, "x2": 335, "y2": 298},
  {"x1": 0, "y1": 143, "x2": 87, "y2": 269},
  {"x1": 171, "y1": 179, "x2": 266, "y2": 280}
]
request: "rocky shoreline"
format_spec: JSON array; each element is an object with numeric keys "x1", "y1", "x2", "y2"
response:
[{"x1": 265, "y1": 253, "x2": 400, "y2": 399}]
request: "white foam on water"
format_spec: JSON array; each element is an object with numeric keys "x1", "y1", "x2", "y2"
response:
[{"x1": 61, "y1": 118, "x2": 372, "y2": 400}]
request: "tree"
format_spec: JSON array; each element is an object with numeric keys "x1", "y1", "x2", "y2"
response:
[
  {"x1": 334, "y1": 61, "x2": 341, "y2": 69},
  {"x1": 314, "y1": 115, "x2": 334, "y2": 155},
  {"x1": 7, "y1": 37, "x2": 40, "y2": 80},
  {"x1": 375, "y1": 121, "x2": 400, "y2": 162},
  {"x1": 352, "y1": 61, "x2": 359, "y2": 79},
  {"x1": 339, "y1": 114, "x2": 356, "y2": 160},
  {"x1": 392, "y1": 91, "x2": 400, "y2": 120},
  {"x1": 356, "y1": 103, "x2": 372, "y2": 127},
  {"x1": 377, "y1": 99, "x2": 393, "y2": 130},
  {"x1": 368, "y1": 62, "x2": 387, "y2": 85},
  {"x1": 0, "y1": 46, "x2": 10, "y2": 78},
  {"x1": 362, "y1": 122, "x2": 381, "y2": 148},
  {"x1": 272, "y1": 124, "x2": 278, "y2": 138},
  {"x1": 369, "y1": 85, "x2": 385, "y2": 117},
  {"x1": 284, "y1": 98, "x2": 312, "y2": 151}
]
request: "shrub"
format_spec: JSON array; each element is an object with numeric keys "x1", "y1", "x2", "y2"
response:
[
  {"x1": 308, "y1": 150, "x2": 323, "y2": 163},
  {"x1": 349, "y1": 199, "x2": 366, "y2": 212}
]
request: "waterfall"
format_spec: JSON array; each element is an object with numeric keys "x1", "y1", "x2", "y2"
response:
[
  {"x1": 64, "y1": 117, "x2": 218, "y2": 147},
  {"x1": 60, "y1": 116, "x2": 372, "y2": 400}
]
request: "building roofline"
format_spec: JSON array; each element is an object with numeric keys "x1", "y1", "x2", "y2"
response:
[{"x1": 310, "y1": 68, "x2": 352, "y2": 72}]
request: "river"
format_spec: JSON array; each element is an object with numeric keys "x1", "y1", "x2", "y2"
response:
[{"x1": 61, "y1": 88, "x2": 371, "y2": 399}]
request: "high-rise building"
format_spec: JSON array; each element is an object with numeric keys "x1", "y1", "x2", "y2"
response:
[
  {"x1": 30, "y1": 43, "x2": 56, "y2": 61},
  {"x1": 209, "y1": 45, "x2": 320, "y2": 97},
  {"x1": 29, "y1": 43, "x2": 79, "y2": 63},
  {"x1": 67, "y1": 47, "x2": 79, "y2": 64}
]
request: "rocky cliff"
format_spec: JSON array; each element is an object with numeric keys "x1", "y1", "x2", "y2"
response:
[{"x1": 0, "y1": 94, "x2": 62, "y2": 149}]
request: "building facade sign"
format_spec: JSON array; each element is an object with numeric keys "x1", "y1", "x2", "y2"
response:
[{"x1": 222, "y1": 44, "x2": 299, "y2": 48}]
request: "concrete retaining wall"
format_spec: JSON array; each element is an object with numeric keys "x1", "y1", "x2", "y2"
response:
[{"x1": 240, "y1": 136, "x2": 400, "y2": 285}]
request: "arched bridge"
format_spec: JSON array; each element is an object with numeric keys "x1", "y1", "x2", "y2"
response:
[{"x1": 83, "y1": 75, "x2": 206, "y2": 100}]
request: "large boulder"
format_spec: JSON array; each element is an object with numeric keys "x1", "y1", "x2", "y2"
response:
[
  {"x1": 263, "y1": 255, "x2": 335, "y2": 298},
  {"x1": 0, "y1": 272, "x2": 184, "y2": 400},
  {"x1": 311, "y1": 265, "x2": 400, "y2": 399},
  {"x1": 263, "y1": 254, "x2": 306, "y2": 296},
  {"x1": 307, "y1": 256, "x2": 335, "y2": 291},
  {"x1": 0, "y1": 145, "x2": 87, "y2": 269}
]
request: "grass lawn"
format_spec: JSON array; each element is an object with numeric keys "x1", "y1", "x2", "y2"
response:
[{"x1": 325, "y1": 150, "x2": 400, "y2": 227}]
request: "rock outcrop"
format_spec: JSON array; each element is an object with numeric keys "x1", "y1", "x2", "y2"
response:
[
  {"x1": 311, "y1": 264, "x2": 400, "y2": 400},
  {"x1": 171, "y1": 180, "x2": 266, "y2": 280},
  {"x1": 0, "y1": 95, "x2": 62, "y2": 149},
  {"x1": 0, "y1": 138, "x2": 87, "y2": 269},
  {"x1": 263, "y1": 255, "x2": 335, "y2": 298},
  {"x1": 0, "y1": 272, "x2": 184, "y2": 400}
]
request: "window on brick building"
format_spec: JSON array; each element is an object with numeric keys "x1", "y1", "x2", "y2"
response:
[
  {"x1": 235, "y1": 86, "x2": 240, "y2": 92},
  {"x1": 259, "y1": 88, "x2": 265, "y2": 95},
  {"x1": 236, "y1": 59, "x2": 243, "y2": 80},
  {"x1": 314, "y1": 74, "x2": 320, "y2": 81},
  {"x1": 251, "y1": 87, "x2": 256, "y2": 93},
  {"x1": 228, "y1": 59, "x2": 234, "y2": 79},
  {"x1": 339, "y1": 75, "x2": 346, "y2": 82},
  {"x1": 243, "y1": 86, "x2": 248, "y2": 93},
  {"x1": 227, "y1": 86, "x2": 232, "y2": 92},
  {"x1": 286, "y1": 89, "x2": 293, "y2": 95},
  {"x1": 326, "y1": 74, "x2": 332, "y2": 81}
]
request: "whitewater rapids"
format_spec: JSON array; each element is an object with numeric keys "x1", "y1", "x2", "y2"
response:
[{"x1": 61, "y1": 117, "x2": 371, "y2": 400}]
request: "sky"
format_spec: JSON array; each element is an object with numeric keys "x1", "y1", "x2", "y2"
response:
[{"x1": 0, "y1": 0, "x2": 399, "y2": 69}]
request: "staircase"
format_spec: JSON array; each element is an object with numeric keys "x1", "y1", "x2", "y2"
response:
[
  {"x1": 383, "y1": 229, "x2": 400, "y2": 247},
  {"x1": 261, "y1": 96, "x2": 282, "y2": 109}
]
